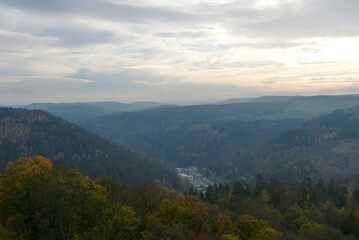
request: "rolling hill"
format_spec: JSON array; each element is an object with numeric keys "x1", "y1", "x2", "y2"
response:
[
  {"x1": 230, "y1": 106, "x2": 359, "y2": 183},
  {"x1": 79, "y1": 95, "x2": 359, "y2": 183},
  {"x1": 220, "y1": 94, "x2": 359, "y2": 120},
  {"x1": 0, "y1": 107, "x2": 181, "y2": 187},
  {"x1": 79, "y1": 102, "x2": 300, "y2": 169},
  {"x1": 25, "y1": 101, "x2": 171, "y2": 123}
]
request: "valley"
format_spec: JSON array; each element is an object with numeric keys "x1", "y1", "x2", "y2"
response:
[
  {"x1": 2, "y1": 0, "x2": 359, "y2": 237},
  {"x1": 2, "y1": 94, "x2": 359, "y2": 240}
]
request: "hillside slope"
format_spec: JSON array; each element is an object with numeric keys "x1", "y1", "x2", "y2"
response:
[
  {"x1": 80, "y1": 102, "x2": 300, "y2": 169},
  {"x1": 0, "y1": 108, "x2": 180, "y2": 187},
  {"x1": 231, "y1": 107, "x2": 359, "y2": 182}
]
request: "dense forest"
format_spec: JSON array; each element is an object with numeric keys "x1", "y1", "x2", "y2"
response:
[
  {"x1": 79, "y1": 95, "x2": 359, "y2": 170},
  {"x1": 0, "y1": 108, "x2": 181, "y2": 187},
  {"x1": 2, "y1": 97, "x2": 359, "y2": 239},
  {"x1": 1, "y1": 156, "x2": 359, "y2": 240},
  {"x1": 79, "y1": 100, "x2": 359, "y2": 183},
  {"x1": 80, "y1": 102, "x2": 300, "y2": 168},
  {"x1": 229, "y1": 107, "x2": 359, "y2": 183}
]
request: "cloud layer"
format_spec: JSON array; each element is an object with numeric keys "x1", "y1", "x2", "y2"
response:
[{"x1": 0, "y1": 0, "x2": 359, "y2": 104}]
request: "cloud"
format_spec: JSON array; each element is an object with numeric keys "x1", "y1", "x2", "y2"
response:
[
  {"x1": 235, "y1": 41, "x2": 302, "y2": 49},
  {"x1": 0, "y1": 0, "x2": 359, "y2": 104},
  {"x1": 0, "y1": 0, "x2": 192, "y2": 23},
  {"x1": 241, "y1": 0, "x2": 359, "y2": 38},
  {"x1": 36, "y1": 24, "x2": 116, "y2": 46},
  {"x1": 157, "y1": 31, "x2": 208, "y2": 39}
]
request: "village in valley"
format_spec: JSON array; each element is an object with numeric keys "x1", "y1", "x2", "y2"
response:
[{"x1": 175, "y1": 167, "x2": 216, "y2": 192}]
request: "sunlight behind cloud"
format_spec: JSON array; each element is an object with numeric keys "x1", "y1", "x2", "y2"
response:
[
  {"x1": 252, "y1": 0, "x2": 301, "y2": 10},
  {"x1": 0, "y1": 0, "x2": 359, "y2": 103}
]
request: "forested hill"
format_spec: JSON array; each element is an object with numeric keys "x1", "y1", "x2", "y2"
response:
[
  {"x1": 0, "y1": 108, "x2": 181, "y2": 187},
  {"x1": 79, "y1": 95, "x2": 359, "y2": 170},
  {"x1": 78, "y1": 97, "x2": 359, "y2": 183},
  {"x1": 79, "y1": 102, "x2": 301, "y2": 168},
  {"x1": 271, "y1": 107, "x2": 359, "y2": 147},
  {"x1": 232, "y1": 107, "x2": 359, "y2": 183}
]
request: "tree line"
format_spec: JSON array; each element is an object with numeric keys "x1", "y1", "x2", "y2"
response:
[{"x1": 1, "y1": 156, "x2": 359, "y2": 239}]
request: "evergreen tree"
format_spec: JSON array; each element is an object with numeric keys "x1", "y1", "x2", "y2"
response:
[{"x1": 341, "y1": 212, "x2": 359, "y2": 237}]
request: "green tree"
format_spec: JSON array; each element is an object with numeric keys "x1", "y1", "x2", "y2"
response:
[
  {"x1": 0, "y1": 156, "x2": 53, "y2": 239},
  {"x1": 0, "y1": 156, "x2": 108, "y2": 240},
  {"x1": 235, "y1": 215, "x2": 279, "y2": 240},
  {"x1": 297, "y1": 221, "x2": 325, "y2": 240},
  {"x1": 341, "y1": 212, "x2": 359, "y2": 237},
  {"x1": 254, "y1": 175, "x2": 267, "y2": 197},
  {"x1": 93, "y1": 204, "x2": 141, "y2": 240}
]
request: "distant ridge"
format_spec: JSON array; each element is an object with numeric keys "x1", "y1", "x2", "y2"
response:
[
  {"x1": 25, "y1": 101, "x2": 173, "y2": 122},
  {"x1": 218, "y1": 94, "x2": 359, "y2": 105}
]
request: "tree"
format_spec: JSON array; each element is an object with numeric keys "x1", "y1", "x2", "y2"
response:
[
  {"x1": 47, "y1": 167, "x2": 108, "y2": 240},
  {"x1": 0, "y1": 156, "x2": 108, "y2": 240},
  {"x1": 0, "y1": 156, "x2": 53, "y2": 239},
  {"x1": 217, "y1": 214, "x2": 233, "y2": 234},
  {"x1": 93, "y1": 204, "x2": 141, "y2": 240},
  {"x1": 297, "y1": 221, "x2": 325, "y2": 240},
  {"x1": 235, "y1": 215, "x2": 279, "y2": 240},
  {"x1": 232, "y1": 181, "x2": 250, "y2": 199},
  {"x1": 341, "y1": 212, "x2": 359, "y2": 237},
  {"x1": 158, "y1": 199, "x2": 182, "y2": 226},
  {"x1": 254, "y1": 175, "x2": 267, "y2": 197},
  {"x1": 205, "y1": 185, "x2": 215, "y2": 203}
]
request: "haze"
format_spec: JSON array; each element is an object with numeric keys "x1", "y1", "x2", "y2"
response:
[{"x1": 1, "y1": 0, "x2": 359, "y2": 104}]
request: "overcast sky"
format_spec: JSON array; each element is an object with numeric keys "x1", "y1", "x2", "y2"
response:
[{"x1": 1, "y1": 0, "x2": 359, "y2": 104}]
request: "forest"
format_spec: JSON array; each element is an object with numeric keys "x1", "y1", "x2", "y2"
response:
[
  {"x1": 80, "y1": 99, "x2": 359, "y2": 183},
  {"x1": 1, "y1": 156, "x2": 359, "y2": 240},
  {"x1": 229, "y1": 107, "x2": 359, "y2": 183},
  {"x1": 0, "y1": 108, "x2": 181, "y2": 188},
  {"x1": 79, "y1": 101, "x2": 301, "y2": 169},
  {"x1": 2, "y1": 102, "x2": 359, "y2": 239}
]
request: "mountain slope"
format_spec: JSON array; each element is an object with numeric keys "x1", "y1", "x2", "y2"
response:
[
  {"x1": 26, "y1": 102, "x2": 113, "y2": 122},
  {"x1": 231, "y1": 106, "x2": 359, "y2": 182},
  {"x1": 0, "y1": 108, "x2": 180, "y2": 187},
  {"x1": 79, "y1": 98, "x2": 359, "y2": 183},
  {"x1": 80, "y1": 102, "x2": 301, "y2": 169}
]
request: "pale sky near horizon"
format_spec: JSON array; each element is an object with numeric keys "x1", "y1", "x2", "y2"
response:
[{"x1": 0, "y1": 0, "x2": 359, "y2": 104}]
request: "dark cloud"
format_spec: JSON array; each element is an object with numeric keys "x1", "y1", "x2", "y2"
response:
[
  {"x1": 242, "y1": 0, "x2": 359, "y2": 38},
  {"x1": 68, "y1": 68, "x2": 165, "y2": 89},
  {"x1": 2, "y1": 0, "x2": 358, "y2": 39},
  {"x1": 36, "y1": 24, "x2": 116, "y2": 46},
  {"x1": 0, "y1": 0, "x2": 191, "y2": 23}
]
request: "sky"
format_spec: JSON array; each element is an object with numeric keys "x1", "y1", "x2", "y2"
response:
[{"x1": 0, "y1": 0, "x2": 359, "y2": 104}]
